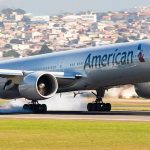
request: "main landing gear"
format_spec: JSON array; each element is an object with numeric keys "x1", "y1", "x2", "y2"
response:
[
  {"x1": 23, "y1": 100, "x2": 47, "y2": 113},
  {"x1": 87, "y1": 88, "x2": 111, "y2": 112}
]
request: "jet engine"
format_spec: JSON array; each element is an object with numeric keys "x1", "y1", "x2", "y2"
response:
[
  {"x1": 134, "y1": 82, "x2": 150, "y2": 99},
  {"x1": 19, "y1": 72, "x2": 58, "y2": 100}
]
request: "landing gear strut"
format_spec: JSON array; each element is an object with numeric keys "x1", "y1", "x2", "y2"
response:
[
  {"x1": 23, "y1": 100, "x2": 47, "y2": 113},
  {"x1": 87, "y1": 88, "x2": 111, "y2": 112}
]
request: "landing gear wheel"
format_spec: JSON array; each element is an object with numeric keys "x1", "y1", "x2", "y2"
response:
[
  {"x1": 41, "y1": 104, "x2": 47, "y2": 113},
  {"x1": 23, "y1": 101, "x2": 47, "y2": 113},
  {"x1": 87, "y1": 103, "x2": 93, "y2": 111},
  {"x1": 87, "y1": 103, "x2": 111, "y2": 112},
  {"x1": 104, "y1": 103, "x2": 111, "y2": 112},
  {"x1": 23, "y1": 104, "x2": 28, "y2": 110},
  {"x1": 87, "y1": 88, "x2": 112, "y2": 112}
]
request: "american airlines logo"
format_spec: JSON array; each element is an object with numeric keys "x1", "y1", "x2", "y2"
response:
[
  {"x1": 137, "y1": 44, "x2": 145, "y2": 62},
  {"x1": 84, "y1": 49, "x2": 134, "y2": 69}
]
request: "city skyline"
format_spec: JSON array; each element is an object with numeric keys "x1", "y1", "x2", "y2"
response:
[{"x1": 0, "y1": 0, "x2": 150, "y2": 15}]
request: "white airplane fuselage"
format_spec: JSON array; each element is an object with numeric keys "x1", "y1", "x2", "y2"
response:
[{"x1": 0, "y1": 40, "x2": 149, "y2": 99}]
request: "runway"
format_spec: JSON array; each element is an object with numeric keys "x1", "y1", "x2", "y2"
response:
[{"x1": 0, "y1": 111, "x2": 150, "y2": 122}]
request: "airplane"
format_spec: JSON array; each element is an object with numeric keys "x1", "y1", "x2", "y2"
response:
[{"x1": 0, "y1": 39, "x2": 149, "y2": 113}]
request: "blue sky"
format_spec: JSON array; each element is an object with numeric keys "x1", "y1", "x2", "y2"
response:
[{"x1": 0, "y1": 0, "x2": 150, "y2": 15}]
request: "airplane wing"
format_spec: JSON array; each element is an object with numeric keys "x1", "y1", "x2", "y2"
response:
[
  {"x1": 0, "y1": 69, "x2": 24, "y2": 77},
  {"x1": 0, "y1": 69, "x2": 83, "y2": 79},
  {"x1": 0, "y1": 69, "x2": 84, "y2": 92}
]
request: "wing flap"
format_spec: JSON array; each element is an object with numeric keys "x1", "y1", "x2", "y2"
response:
[{"x1": 48, "y1": 71, "x2": 83, "y2": 79}]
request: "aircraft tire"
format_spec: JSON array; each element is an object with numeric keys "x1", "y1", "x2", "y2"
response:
[
  {"x1": 23, "y1": 104, "x2": 28, "y2": 110},
  {"x1": 87, "y1": 103, "x2": 111, "y2": 112},
  {"x1": 104, "y1": 103, "x2": 111, "y2": 112},
  {"x1": 87, "y1": 103, "x2": 93, "y2": 111},
  {"x1": 23, "y1": 104, "x2": 47, "y2": 113},
  {"x1": 41, "y1": 104, "x2": 47, "y2": 113}
]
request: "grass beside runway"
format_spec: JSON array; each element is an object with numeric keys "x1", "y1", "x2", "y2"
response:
[
  {"x1": 105, "y1": 98, "x2": 150, "y2": 111},
  {"x1": 0, "y1": 119, "x2": 150, "y2": 150}
]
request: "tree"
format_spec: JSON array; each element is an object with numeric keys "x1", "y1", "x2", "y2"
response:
[
  {"x1": 4, "y1": 44, "x2": 12, "y2": 49},
  {"x1": 1, "y1": 8, "x2": 26, "y2": 15},
  {"x1": 3, "y1": 50, "x2": 20, "y2": 58},
  {"x1": 0, "y1": 22, "x2": 4, "y2": 28},
  {"x1": 115, "y1": 37, "x2": 129, "y2": 43},
  {"x1": 10, "y1": 39, "x2": 22, "y2": 44},
  {"x1": 27, "y1": 45, "x2": 53, "y2": 56},
  {"x1": 22, "y1": 16, "x2": 31, "y2": 22},
  {"x1": 15, "y1": 8, "x2": 26, "y2": 15},
  {"x1": 39, "y1": 45, "x2": 53, "y2": 54},
  {"x1": 1, "y1": 8, "x2": 13, "y2": 15}
]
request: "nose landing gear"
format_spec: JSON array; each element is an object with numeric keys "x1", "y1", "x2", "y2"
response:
[
  {"x1": 87, "y1": 88, "x2": 111, "y2": 112},
  {"x1": 23, "y1": 100, "x2": 47, "y2": 113}
]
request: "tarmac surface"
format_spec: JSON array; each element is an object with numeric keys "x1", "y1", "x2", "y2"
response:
[{"x1": 0, "y1": 110, "x2": 150, "y2": 122}]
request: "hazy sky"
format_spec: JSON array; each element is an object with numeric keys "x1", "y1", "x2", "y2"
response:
[{"x1": 0, "y1": 0, "x2": 150, "y2": 15}]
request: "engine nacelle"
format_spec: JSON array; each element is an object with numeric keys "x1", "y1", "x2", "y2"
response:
[
  {"x1": 19, "y1": 72, "x2": 58, "y2": 100},
  {"x1": 134, "y1": 82, "x2": 150, "y2": 99}
]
